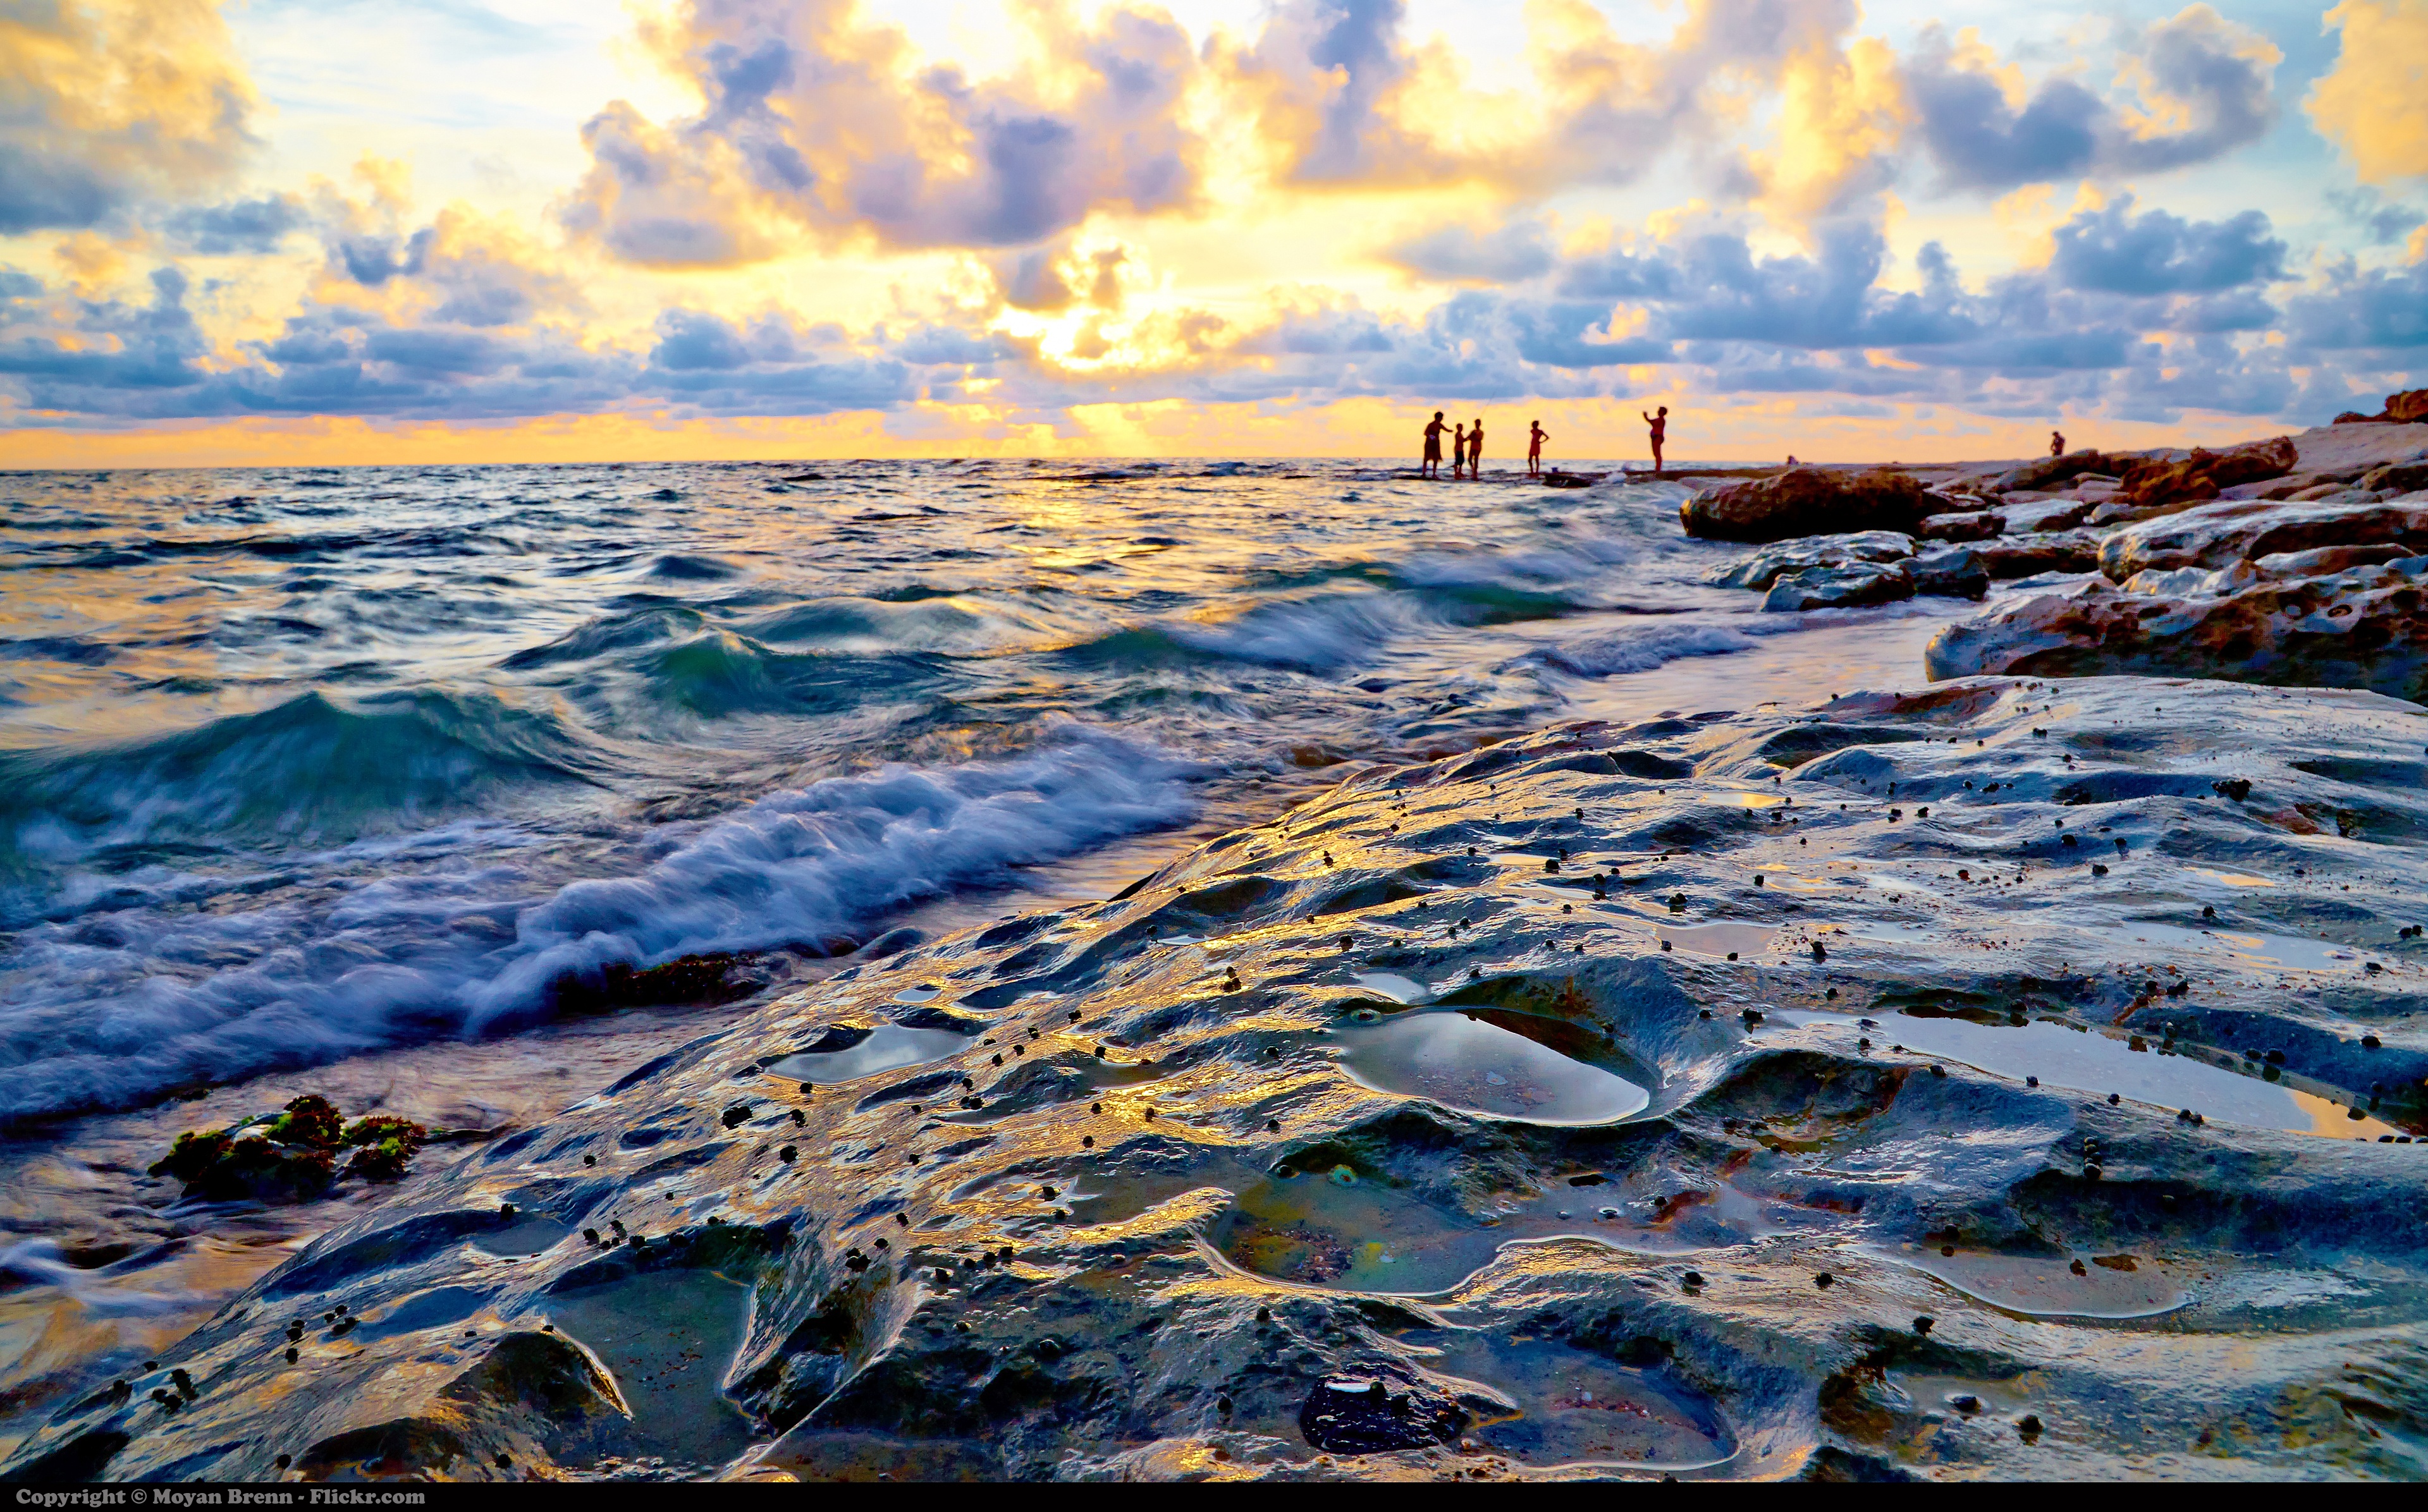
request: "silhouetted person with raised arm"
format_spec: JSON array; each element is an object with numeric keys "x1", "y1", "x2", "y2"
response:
[
  {"x1": 1466, "y1": 418, "x2": 1483, "y2": 477},
  {"x1": 2051, "y1": 430, "x2": 2066, "y2": 458},
  {"x1": 1643, "y1": 405, "x2": 1667, "y2": 477},
  {"x1": 1527, "y1": 420, "x2": 1547, "y2": 477},
  {"x1": 1422, "y1": 411, "x2": 1448, "y2": 478}
]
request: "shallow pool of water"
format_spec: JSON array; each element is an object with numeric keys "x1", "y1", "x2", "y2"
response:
[
  {"x1": 1881, "y1": 1243, "x2": 2190, "y2": 1320},
  {"x1": 1777, "y1": 1009, "x2": 2396, "y2": 1138},
  {"x1": 766, "y1": 1024, "x2": 969, "y2": 1085},
  {"x1": 1335, "y1": 1011, "x2": 1650, "y2": 1125},
  {"x1": 1349, "y1": 972, "x2": 1432, "y2": 1004},
  {"x1": 1657, "y1": 922, "x2": 1779, "y2": 959}
]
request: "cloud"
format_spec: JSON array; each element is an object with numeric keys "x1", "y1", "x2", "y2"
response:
[
  {"x1": 1220, "y1": 0, "x2": 1432, "y2": 185},
  {"x1": 561, "y1": 0, "x2": 1203, "y2": 265},
  {"x1": 0, "y1": 0, "x2": 259, "y2": 235},
  {"x1": 163, "y1": 193, "x2": 309, "y2": 255},
  {"x1": 1906, "y1": 7, "x2": 2278, "y2": 193},
  {"x1": 2047, "y1": 197, "x2": 2286, "y2": 295},
  {"x1": 1227, "y1": 0, "x2": 1889, "y2": 200},
  {"x1": 992, "y1": 240, "x2": 1133, "y2": 313},
  {"x1": 2307, "y1": 0, "x2": 2428, "y2": 185},
  {"x1": 1382, "y1": 221, "x2": 1558, "y2": 284},
  {"x1": 2324, "y1": 186, "x2": 2425, "y2": 246},
  {"x1": 2283, "y1": 255, "x2": 2428, "y2": 351}
]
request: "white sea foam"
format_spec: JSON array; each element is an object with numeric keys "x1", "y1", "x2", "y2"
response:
[
  {"x1": 1535, "y1": 624, "x2": 1764, "y2": 676},
  {"x1": 0, "y1": 726, "x2": 1203, "y2": 1118},
  {"x1": 0, "y1": 1240, "x2": 199, "y2": 1317}
]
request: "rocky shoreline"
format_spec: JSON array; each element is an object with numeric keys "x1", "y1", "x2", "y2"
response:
[
  {"x1": 1680, "y1": 394, "x2": 2428, "y2": 705},
  {"x1": 8, "y1": 672, "x2": 2424, "y2": 1481},
  {"x1": 6, "y1": 415, "x2": 2428, "y2": 1483}
]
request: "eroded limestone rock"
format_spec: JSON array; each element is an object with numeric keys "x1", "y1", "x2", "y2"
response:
[
  {"x1": 1925, "y1": 556, "x2": 2428, "y2": 699},
  {"x1": 1704, "y1": 532, "x2": 1916, "y2": 591},
  {"x1": 12, "y1": 686, "x2": 2428, "y2": 1482},
  {"x1": 1681, "y1": 468, "x2": 1934, "y2": 543},
  {"x1": 2098, "y1": 496, "x2": 2428, "y2": 580}
]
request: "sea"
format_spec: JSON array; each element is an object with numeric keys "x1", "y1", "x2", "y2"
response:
[{"x1": 0, "y1": 459, "x2": 1966, "y2": 1126}]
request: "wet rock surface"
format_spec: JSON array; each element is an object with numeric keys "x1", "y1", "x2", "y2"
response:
[
  {"x1": 2097, "y1": 496, "x2": 2428, "y2": 581},
  {"x1": 1760, "y1": 549, "x2": 1989, "y2": 613},
  {"x1": 1924, "y1": 558, "x2": 2428, "y2": 700},
  {"x1": 1705, "y1": 532, "x2": 1916, "y2": 592},
  {"x1": 1683, "y1": 469, "x2": 1936, "y2": 543},
  {"x1": 11, "y1": 681, "x2": 2428, "y2": 1482}
]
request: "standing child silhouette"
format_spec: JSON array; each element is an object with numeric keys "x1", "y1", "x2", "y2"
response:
[
  {"x1": 1527, "y1": 421, "x2": 1547, "y2": 477},
  {"x1": 1466, "y1": 418, "x2": 1483, "y2": 477}
]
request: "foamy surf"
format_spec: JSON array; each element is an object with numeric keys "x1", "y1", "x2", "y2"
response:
[{"x1": 0, "y1": 727, "x2": 1202, "y2": 1119}]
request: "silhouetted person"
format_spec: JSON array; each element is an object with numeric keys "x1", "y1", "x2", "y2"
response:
[
  {"x1": 2050, "y1": 430, "x2": 2065, "y2": 457},
  {"x1": 1466, "y1": 418, "x2": 1483, "y2": 477},
  {"x1": 1643, "y1": 405, "x2": 1668, "y2": 477},
  {"x1": 1422, "y1": 412, "x2": 1448, "y2": 478},
  {"x1": 1528, "y1": 421, "x2": 1547, "y2": 476},
  {"x1": 1452, "y1": 423, "x2": 1469, "y2": 479}
]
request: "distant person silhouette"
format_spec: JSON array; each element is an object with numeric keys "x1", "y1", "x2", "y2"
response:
[
  {"x1": 1423, "y1": 412, "x2": 1448, "y2": 478},
  {"x1": 1528, "y1": 421, "x2": 1547, "y2": 477},
  {"x1": 1786, "y1": 454, "x2": 1798, "y2": 466},
  {"x1": 1643, "y1": 405, "x2": 1667, "y2": 477},
  {"x1": 2051, "y1": 430, "x2": 2066, "y2": 458},
  {"x1": 1467, "y1": 418, "x2": 1483, "y2": 477},
  {"x1": 1452, "y1": 423, "x2": 1468, "y2": 479}
]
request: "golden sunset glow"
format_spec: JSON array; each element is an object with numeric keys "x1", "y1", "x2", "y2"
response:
[{"x1": 0, "y1": 0, "x2": 2417, "y2": 465}]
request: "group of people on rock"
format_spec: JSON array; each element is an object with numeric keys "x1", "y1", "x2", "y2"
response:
[
  {"x1": 1419, "y1": 406, "x2": 1668, "y2": 479},
  {"x1": 1421, "y1": 412, "x2": 1495, "y2": 479}
]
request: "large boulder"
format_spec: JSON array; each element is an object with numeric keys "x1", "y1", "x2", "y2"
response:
[
  {"x1": 1916, "y1": 509, "x2": 2004, "y2": 542},
  {"x1": 1681, "y1": 467, "x2": 1934, "y2": 542},
  {"x1": 2286, "y1": 420, "x2": 2428, "y2": 477},
  {"x1": 1987, "y1": 449, "x2": 2119, "y2": 494},
  {"x1": 2114, "y1": 436, "x2": 2297, "y2": 511},
  {"x1": 1923, "y1": 556, "x2": 2428, "y2": 700},
  {"x1": 2364, "y1": 461, "x2": 2428, "y2": 494},
  {"x1": 1971, "y1": 529, "x2": 2103, "y2": 579},
  {"x1": 1761, "y1": 561, "x2": 1912, "y2": 611},
  {"x1": 2391, "y1": 389, "x2": 2428, "y2": 425},
  {"x1": 1995, "y1": 496, "x2": 2099, "y2": 532},
  {"x1": 1904, "y1": 546, "x2": 1991, "y2": 599},
  {"x1": 1760, "y1": 547, "x2": 1988, "y2": 611},
  {"x1": 1703, "y1": 530, "x2": 1915, "y2": 590},
  {"x1": 2099, "y1": 495, "x2": 2428, "y2": 580}
]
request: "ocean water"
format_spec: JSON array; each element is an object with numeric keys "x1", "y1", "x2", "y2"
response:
[{"x1": 0, "y1": 460, "x2": 1961, "y2": 1121}]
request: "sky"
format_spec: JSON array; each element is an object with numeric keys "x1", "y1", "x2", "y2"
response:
[{"x1": 0, "y1": 0, "x2": 2421, "y2": 465}]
